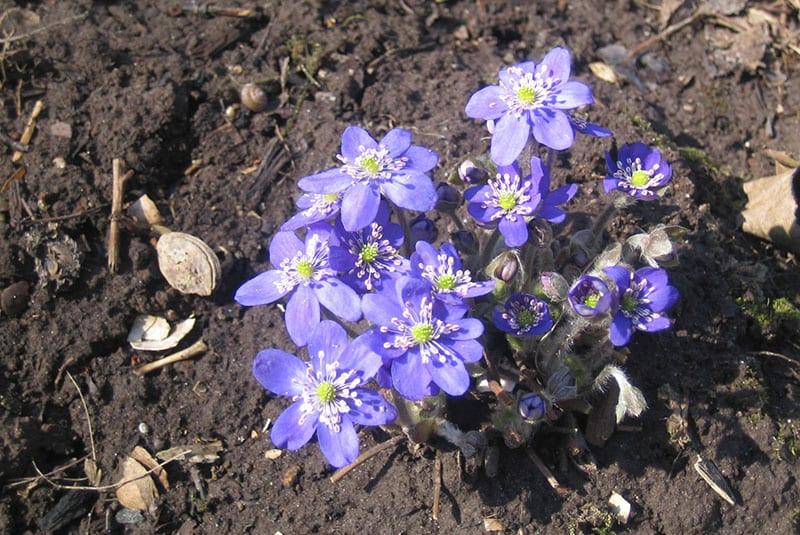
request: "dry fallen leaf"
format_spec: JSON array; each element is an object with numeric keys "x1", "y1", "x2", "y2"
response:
[
  {"x1": 128, "y1": 315, "x2": 196, "y2": 352},
  {"x1": 83, "y1": 458, "x2": 102, "y2": 487},
  {"x1": 282, "y1": 464, "x2": 302, "y2": 487},
  {"x1": 115, "y1": 456, "x2": 159, "y2": 512},
  {"x1": 156, "y1": 440, "x2": 224, "y2": 464},
  {"x1": 130, "y1": 446, "x2": 169, "y2": 491},
  {"x1": 589, "y1": 61, "x2": 618, "y2": 84}
]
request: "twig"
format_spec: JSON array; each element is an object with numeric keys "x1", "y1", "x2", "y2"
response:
[
  {"x1": 330, "y1": 435, "x2": 405, "y2": 483},
  {"x1": 22, "y1": 206, "x2": 106, "y2": 225},
  {"x1": 526, "y1": 449, "x2": 571, "y2": 497},
  {"x1": 432, "y1": 450, "x2": 442, "y2": 521},
  {"x1": 12, "y1": 100, "x2": 44, "y2": 162},
  {"x1": 0, "y1": 132, "x2": 28, "y2": 152},
  {"x1": 107, "y1": 161, "x2": 133, "y2": 273},
  {"x1": 134, "y1": 339, "x2": 208, "y2": 376},
  {"x1": 753, "y1": 350, "x2": 800, "y2": 380},
  {"x1": 32, "y1": 450, "x2": 190, "y2": 492},
  {"x1": 626, "y1": 10, "x2": 708, "y2": 59},
  {"x1": 0, "y1": 12, "x2": 88, "y2": 45},
  {"x1": 0, "y1": 166, "x2": 26, "y2": 193},
  {"x1": 6, "y1": 455, "x2": 89, "y2": 489},
  {"x1": 66, "y1": 371, "x2": 96, "y2": 462},
  {"x1": 763, "y1": 149, "x2": 800, "y2": 169}
]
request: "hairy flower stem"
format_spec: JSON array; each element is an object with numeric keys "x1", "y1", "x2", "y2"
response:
[
  {"x1": 479, "y1": 227, "x2": 503, "y2": 274},
  {"x1": 447, "y1": 210, "x2": 466, "y2": 232},
  {"x1": 389, "y1": 200, "x2": 412, "y2": 257},
  {"x1": 536, "y1": 315, "x2": 588, "y2": 375},
  {"x1": 545, "y1": 148, "x2": 557, "y2": 171}
]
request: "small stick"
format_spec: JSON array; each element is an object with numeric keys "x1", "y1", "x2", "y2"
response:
[
  {"x1": 432, "y1": 450, "x2": 442, "y2": 521},
  {"x1": 330, "y1": 435, "x2": 405, "y2": 483},
  {"x1": 0, "y1": 166, "x2": 26, "y2": 194},
  {"x1": 626, "y1": 10, "x2": 707, "y2": 59},
  {"x1": 54, "y1": 355, "x2": 77, "y2": 386},
  {"x1": 6, "y1": 455, "x2": 89, "y2": 489},
  {"x1": 66, "y1": 371, "x2": 97, "y2": 462},
  {"x1": 107, "y1": 161, "x2": 133, "y2": 273},
  {"x1": 12, "y1": 100, "x2": 44, "y2": 162},
  {"x1": 763, "y1": 149, "x2": 800, "y2": 169},
  {"x1": 526, "y1": 449, "x2": 571, "y2": 497},
  {"x1": 0, "y1": 12, "x2": 88, "y2": 45},
  {"x1": 134, "y1": 339, "x2": 208, "y2": 376},
  {"x1": 23, "y1": 206, "x2": 106, "y2": 225},
  {"x1": 0, "y1": 132, "x2": 29, "y2": 152}
]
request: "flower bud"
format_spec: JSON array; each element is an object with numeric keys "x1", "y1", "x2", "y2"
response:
[
  {"x1": 451, "y1": 230, "x2": 478, "y2": 255},
  {"x1": 518, "y1": 393, "x2": 546, "y2": 420},
  {"x1": 487, "y1": 250, "x2": 522, "y2": 285},
  {"x1": 458, "y1": 160, "x2": 489, "y2": 184},
  {"x1": 435, "y1": 182, "x2": 460, "y2": 212},
  {"x1": 539, "y1": 271, "x2": 569, "y2": 302},
  {"x1": 409, "y1": 215, "x2": 437, "y2": 246}
]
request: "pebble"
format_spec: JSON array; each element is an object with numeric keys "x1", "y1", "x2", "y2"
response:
[
  {"x1": 264, "y1": 449, "x2": 283, "y2": 460},
  {"x1": 138, "y1": 422, "x2": 149, "y2": 435},
  {"x1": 1, "y1": 281, "x2": 30, "y2": 317}
]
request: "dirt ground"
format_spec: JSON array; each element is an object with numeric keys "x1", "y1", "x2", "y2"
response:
[{"x1": 1, "y1": 0, "x2": 799, "y2": 533}]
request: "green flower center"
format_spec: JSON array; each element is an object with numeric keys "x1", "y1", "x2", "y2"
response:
[
  {"x1": 583, "y1": 292, "x2": 601, "y2": 309},
  {"x1": 437, "y1": 274, "x2": 457, "y2": 291},
  {"x1": 360, "y1": 243, "x2": 379, "y2": 263},
  {"x1": 498, "y1": 191, "x2": 517, "y2": 211},
  {"x1": 621, "y1": 294, "x2": 638, "y2": 313},
  {"x1": 517, "y1": 309, "x2": 536, "y2": 328},
  {"x1": 316, "y1": 381, "x2": 336, "y2": 403},
  {"x1": 322, "y1": 193, "x2": 339, "y2": 202},
  {"x1": 296, "y1": 259, "x2": 314, "y2": 279},
  {"x1": 517, "y1": 85, "x2": 537, "y2": 106},
  {"x1": 630, "y1": 170, "x2": 651, "y2": 188},
  {"x1": 411, "y1": 323, "x2": 435, "y2": 343},
  {"x1": 361, "y1": 156, "x2": 380, "y2": 176}
]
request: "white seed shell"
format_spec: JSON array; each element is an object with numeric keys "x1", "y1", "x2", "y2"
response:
[{"x1": 156, "y1": 232, "x2": 220, "y2": 296}]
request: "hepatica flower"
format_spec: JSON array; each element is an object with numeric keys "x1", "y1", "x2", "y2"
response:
[
  {"x1": 604, "y1": 143, "x2": 672, "y2": 200},
  {"x1": 568, "y1": 275, "x2": 613, "y2": 317},
  {"x1": 464, "y1": 156, "x2": 577, "y2": 247},
  {"x1": 298, "y1": 126, "x2": 439, "y2": 232},
  {"x1": 281, "y1": 192, "x2": 342, "y2": 231},
  {"x1": 568, "y1": 113, "x2": 612, "y2": 138},
  {"x1": 410, "y1": 241, "x2": 494, "y2": 305},
  {"x1": 465, "y1": 47, "x2": 594, "y2": 165},
  {"x1": 234, "y1": 225, "x2": 361, "y2": 347},
  {"x1": 362, "y1": 277, "x2": 485, "y2": 400},
  {"x1": 518, "y1": 393, "x2": 546, "y2": 420},
  {"x1": 330, "y1": 203, "x2": 408, "y2": 292},
  {"x1": 253, "y1": 321, "x2": 397, "y2": 468},
  {"x1": 493, "y1": 293, "x2": 553, "y2": 337},
  {"x1": 603, "y1": 266, "x2": 679, "y2": 346}
]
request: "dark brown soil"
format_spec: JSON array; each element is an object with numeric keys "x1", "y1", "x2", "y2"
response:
[{"x1": 1, "y1": 1, "x2": 799, "y2": 533}]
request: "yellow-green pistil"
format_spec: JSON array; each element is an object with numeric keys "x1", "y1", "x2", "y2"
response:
[
  {"x1": 437, "y1": 274, "x2": 457, "y2": 291},
  {"x1": 621, "y1": 294, "x2": 638, "y2": 313},
  {"x1": 411, "y1": 323, "x2": 435, "y2": 344},
  {"x1": 498, "y1": 191, "x2": 518, "y2": 211},
  {"x1": 322, "y1": 193, "x2": 339, "y2": 202},
  {"x1": 517, "y1": 86, "x2": 537, "y2": 106},
  {"x1": 517, "y1": 309, "x2": 536, "y2": 328},
  {"x1": 584, "y1": 292, "x2": 601, "y2": 309},
  {"x1": 361, "y1": 156, "x2": 380, "y2": 176},
  {"x1": 296, "y1": 259, "x2": 314, "y2": 279},
  {"x1": 316, "y1": 381, "x2": 336, "y2": 403},
  {"x1": 630, "y1": 170, "x2": 651, "y2": 188},
  {"x1": 360, "y1": 243, "x2": 379, "y2": 263}
]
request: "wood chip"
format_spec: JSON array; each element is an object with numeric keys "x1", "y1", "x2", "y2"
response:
[
  {"x1": 609, "y1": 491, "x2": 632, "y2": 523},
  {"x1": 694, "y1": 455, "x2": 737, "y2": 506}
]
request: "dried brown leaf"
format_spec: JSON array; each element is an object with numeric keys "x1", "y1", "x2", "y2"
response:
[
  {"x1": 130, "y1": 446, "x2": 169, "y2": 491},
  {"x1": 83, "y1": 458, "x2": 102, "y2": 487},
  {"x1": 115, "y1": 457, "x2": 158, "y2": 512}
]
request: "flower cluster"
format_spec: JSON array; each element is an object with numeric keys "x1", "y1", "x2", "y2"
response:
[{"x1": 236, "y1": 45, "x2": 681, "y2": 471}]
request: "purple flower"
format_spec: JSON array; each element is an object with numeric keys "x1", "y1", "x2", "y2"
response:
[
  {"x1": 465, "y1": 47, "x2": 595, "y2": 164},
  {"x1": 298, "y1": 126, "x2": 439, "y2": 232},
  {"x1": 518, "y1": 393, "x2": 546, "y2": 420},
  {"x1": 410, "y1": 241, "x2": 494, "y2": 305},
  {"x1": 464, "y1": 156, "x2": 577, "y2": 247},
  {"x1": 234, "y1": 225, "x2": 361, "y2": 347},
  {"x1": 568, "y1": 275, "x2": 613, "y2": 317},
  {"x1": 568, "y1": 113, "x2": 612, "y2": 138},
  {"x1": 493, "y1": 293, "x2": 553, "y2": 336},
  {"x1": 329, "y1": 202, "x2": 408, "y2": 292},
  {"x1": 280, "y1": 192, "x2": 342, "y2": 231},
  {"x1": 253, "y1": 321, "x2": 396, "y2": 468},
  {"x1": 603, "y1": 143, "x2": 672, "y2": 200},
  {"x1": 362, "y1": 277, "x2": 485, "y2": 400},
  {"x1": 603, "y1": 266, "x2": 679, "y2": 346}
]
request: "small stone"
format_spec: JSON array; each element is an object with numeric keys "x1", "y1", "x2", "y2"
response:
[
  {"x1": 115, "y1": 508, "x2": 144, "y2": 525},
  {"x1": 138, "y1": 422, "x2": 149, "y2": 435},
  {"x1": 49, "y1": 121, "x2": 72, "y2": 139},
  {"x1": 453, "y1": 25, "x2": 469, "y2": 41},
  {"x1": 52, "y1": 157, "x2": 66, "y2": 169},
  {"x1": 265, "y1": 449, "x2": 283, "y2": 460},
  {"x1": 1, "y1": 281, "x2": 30, "y2": 317},
  {"x1": 281, "y1": 464, "x2": 301, "y2": 487}
]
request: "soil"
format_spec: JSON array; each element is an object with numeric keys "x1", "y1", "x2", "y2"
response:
[{"x1": 1, "y1": 1, "x2": 799, "y2": 533}]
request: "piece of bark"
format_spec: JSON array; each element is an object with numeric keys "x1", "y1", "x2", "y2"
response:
[{"x1": 742, "y1": 168, "x2": 800, "y2": 253}]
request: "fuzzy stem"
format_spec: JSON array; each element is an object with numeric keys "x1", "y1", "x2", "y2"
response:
[
  {"x1": 479, "y1": 227, "x2": 503, "y2": 273},
  {"x1": 447, "y1": 209, "x2": 466, "y2": 231},
  {"x1": 545, "y1": 148, "x2": 557, "y2": 171},
  {"x1": 536, "y1": 315, "x2": 588, "y2": 374},
  {"x1": 389, "y1": 201, "x2": 412, "y2": 257}
]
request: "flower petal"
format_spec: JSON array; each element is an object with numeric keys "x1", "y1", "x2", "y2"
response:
[
  {"x1": 341, "y1": 183, "x2": 380, "y2": 231},
  {"x1": 647, "y1": 285, "x2": 680, "y2": 313},
  {"x1": 348, "y1": 388, "x2": 397, "y2": 426},
  {"x1": 340, "y1": 335, "x2": 383, "y2": 379},
  {"x1": 498, "y1": 216, "x2": 529, "y2": 247},
  {"x1": 532, "y1": 109, "x2": 574, "y2": 151},
  {"x1": 317, "y1": 417, "x2": 359, "y2": 468},
  {"x1": 341, "y1": 126, "x2": 377, "y2": 159},
  {"x1": 413, "y1": 240, "x2": 439, "y2": 268},
  {"x1": 329, "y1": 245, "x2": 356, "y2": 272},
  {"x1": 447, "y1": 338, "x2": 484, "y2": 363},
  {"x1": 603, "y1": 178, "x2": 620, "y2": 193},
  {"x1": 450, "y1": 318, "x2": 484, "y2": 340},
  {"x1": 603, "y1": 266, "x2": 631, "y2": 294},
  {"x1": 380, "y1": 128, "x2": 412, "y2": 157},
  {"x1": 399, "y1": 276, "x2": 433, "y2": 309},
  {"x1": 490, "y1": 112, "x2": 530, "y2": 166},
  {"x1": 540, "y1": 46, "x2": 571, "y2": 83},
  {"x1": 609, "y1": 313, "x2": 633, "y2": 347},
  {"x1": 391, "y1": 350, "x2": 432, "y2": 401},
  {"x1": 315, "y1": 278, "x2": 362, "y2": 322},
  {"x1": 461, "y1": 280, "x2": 495, "y2": 298},
  {"x1": 269, "y1": 231, "x2": 304, "y2": 266},
  {"x1": 465, "y1": 85, "x2": 508, "y2": 120},
  {"x1": 235, "y1": 270, "x2": 289, "y2": 306},
  {"x1": 427, "y1": 358, "x2": 470, "y2": 396},
  {"x1": 551, "y1": 81, "x2": 594, "y2": 109},
  {"x1": 285, "y1": 285, "x2": 320, "y2": 347},
  {"x1": 271, "y1": 401, "x2": 318, "y2": 451},
  {"x1": 493, "y1": 307, "x2": 514, "y2": 334},
  {"x1": 253, "y1": 349, "x2": 306, "y2": 397},
  {"x1": 382, "y1": 172, "x2": 437, "y2": 212},
  {"x1": 403, "y1": 145, "x2": 439, "y2": 173},
  {"x1": 298, "y1": 167, "x2": 352, "y2": 194},
  {"x1": 307, "y1": 320, "x2": 349, "y2": 368},
  {"x1": 362, "y1": 291, "x2": 403, "y2": 327},
  {"x1": 639, "y1": 315, "x2": 672, "y2": 332}
]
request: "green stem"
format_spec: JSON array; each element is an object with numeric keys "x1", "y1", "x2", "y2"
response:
[
  {"x1": 389, "y1": 201, "x2": 412, "y2": 257},
  {"x1": 479, "y1": 227, "x2": 503, "y2": 274},
  {"x1": 447, "y1": 210, "x2": 466, "y2": 231}
]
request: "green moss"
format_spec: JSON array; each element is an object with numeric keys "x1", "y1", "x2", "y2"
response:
[
  {"x1": 773, "y1": 420, "x2": 799, "y2": 462},
  {"x1": 738, "y1": 295, "x2": 800, "y2": 334}
]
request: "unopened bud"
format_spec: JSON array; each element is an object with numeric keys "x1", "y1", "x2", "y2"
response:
[
  {"x1": 487, "y1": 250, "x2": 522, "y2": 284},
  {"x1": 409, "y1": 215, "x2": 437, "y2": 245},
  {"x1": 451, "y1": 230, "x2": 478, "y2": 256},
  {"x1": 518, "y1": 393, "x2": 546, "y2": 420},
  {"x1": 435, "y1": 182, "x2": 460, "y2": 212},
  {"x1": 458, "y1": 160, "x2": 489, "y2": 184},
  {"x1": 539, "y1": 271, "x2": 569, "y2": 302}
]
